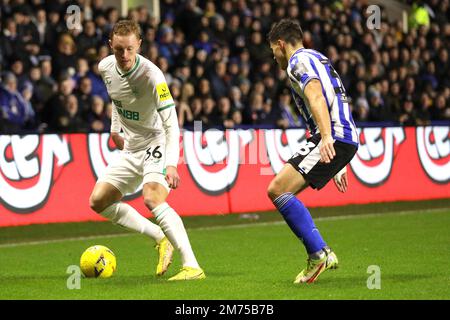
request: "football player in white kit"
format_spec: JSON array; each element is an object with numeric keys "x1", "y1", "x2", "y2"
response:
[{"x1": 89, "y1": 20, "x2": 205, "y2": 281}]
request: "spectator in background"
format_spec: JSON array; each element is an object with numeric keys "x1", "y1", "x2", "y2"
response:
[
  {"x1": 403, "y1": 76, "x2": 419, "y2": 105},
  {"x1": 43, "y1": 75, "x2": 74, "y2": 131},
  {"x1": 399, "y1": 98, "x2": 419, "y2": 126},
  {"x1": 229, "y1": 86, "x2": 244, "y2": 111},
  {"x1": 197, "y1": 78, "x2": 212, "y2": 100},
  {"x1": 417, "y1": 92, "x2": 433, "y2": 125},
  {"x1": 86, "y1": 61, "x2": 109, "y2": 102},
  {"x1": 45, "y1": 9, "x2": 66, "y2": 53},
  {"x1": 177, "y1": 101, "x2": 194, "y2": 128},
  {"x1": 38, "y1": 58, "x2": 57, "y2": 99},
  {"x1": 259, "y1": 98, "x2": 281, "y2": 125},
  {"x1": 87, "y1": 95, "x2": 109, "y2": 132},
  {"x1": 75, "y1": 76, "x2": 94, "y2": 120},
  {"x1": 385, "y1": 82, "x2": 402, "y2": 118},
  {"x1": 189, "y1": 96, "x2": 203, "y2": 124},
  {"x1": 141, "y1": 26, "x2": 156, "y2": 55},
  {"x1": 9, "y1": 58, "x2": 28, "y2": 89},
  {"x1": 14, "y1": 6, "x2": 39, "y2": 52},
  {"x1": 73, "y1": 58, "x2": 91, "y2": 84},
  {"x1": 34, "y1": 8, "x2": 49, "y2": 46},
  {"x1": 28, "y1": 66, "x2": 45, "y2": 115},
  {"x1": 247, "y1": 31, "x2": 271, "y2": 66},
  {"x1": 368, "y1": 90, "x2": 391, "y2": 121},
  {"x1": 355, "y1": 98, "x2": 370, "y2": 122},
  {"x1": 431, "y1": 94, "x2": 450, "y2": 120},
  {"x1": 77, "y1": 20, "x2": 100, "y2": 54},
  {"x1": 238, "y1": 78, "x2": 251, "y2": 105},
  {"x1": 217, "y1": 96, "x2": 234, "y2": 129},
  {"x1": 208, "y1": 62, "x2": 230, "y2": 100},
  {"x1": 211, "y1": 15, "x2": 228, "y2": 47},
  {"x1": 22, "y1": 40, "x2": 43, "y2": 70},
  {"x1": 51, "y1": 94, "x2": 88, "y2": 133},
  {"x1": 231, "y1": 109, "x2": 243, "y2": 126},
  {"x1": 245, "y1": 93, "x2": 264, "y2": 124},
  {"x1": 0, "y1": 0, "x2": 449, "y2": 133},
  {"x1": 201, "y1": 97, "x2": 220, "y2": 127},
  {"x1": 158, "y1": 26, "x2": 179, "y2": 66},
  {"x1": 52, "y1": 34, "x2": 77, "y2": 79},
  {"x1": 278, "y1": 89, "x2": 301, "y2": 128},
  {"x1": 194, "y1": 31, "x2": 214, "y2": 55},
  {"x1": 0, "y1": 72, "x2": 35, "y2": 133},
  {"x1": 156, "y1": 56, "x2": 174, "y2": 85},
  {"x1": 1, "y1": 18, "x2": 21, "y2": 63},
  {"x1": 180, "y1": 82, "x2": 195, "y2": 104}
]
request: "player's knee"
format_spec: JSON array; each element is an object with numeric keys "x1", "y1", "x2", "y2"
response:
[
  {"x1": 89, "y1": 194, "x2": 108, "y2": 214},
  {"x1": 143, "y1": 196, "x2": 164, "y2": 210},
  {"x1": 143, "y1": 187, "x2": 166, "y2": 210},
  {"x1": 143, "y1": 183, "x2": 168, "y2": 210},
  {"x1": 267, "y1": 179, "x2": 283, "y2": 201}
]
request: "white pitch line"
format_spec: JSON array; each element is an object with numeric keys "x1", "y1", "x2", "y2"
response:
[{"x1": 0, "y1": 207, "x2": 447, "y2": 249}]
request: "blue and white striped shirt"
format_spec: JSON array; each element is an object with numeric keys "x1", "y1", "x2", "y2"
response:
[{"x1": 287, "y1": 48, "x2": 359, "y2": 146}]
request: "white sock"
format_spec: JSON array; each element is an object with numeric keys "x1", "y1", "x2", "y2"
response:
[
  {"x1": 154, "y1": 202, "x2": 200, "y2": 269},
  {"x1": 100, "y1": 202, "x2": 165, "y2": 243}
]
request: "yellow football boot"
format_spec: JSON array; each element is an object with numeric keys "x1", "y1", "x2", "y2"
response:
[
  {"x1": 168, "y1": 267, "x2": 206, "y2": 281},
  {"x1": 155, "y1": 237, "x2": 174, "y2": 276}
]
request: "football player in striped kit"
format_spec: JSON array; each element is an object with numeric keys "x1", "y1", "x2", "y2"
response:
[{"x1": 267, "y1": 19, "x2": 359, "y2": 283}]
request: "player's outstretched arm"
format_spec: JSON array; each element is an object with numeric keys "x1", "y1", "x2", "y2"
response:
[{"x1": 304, "y1": 79, "x2": 335, "y2": 163}]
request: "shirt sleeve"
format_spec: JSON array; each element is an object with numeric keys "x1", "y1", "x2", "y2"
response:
[
  {"x1": 149, "y1": 68, "x2": 176, "y2": 113},
  {"x1": 288, "y1": 56, "x2": 320, "y2": 93}
]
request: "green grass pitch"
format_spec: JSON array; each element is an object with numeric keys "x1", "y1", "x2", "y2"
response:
[{"x1": 0, "y1": 200, "x2": 449, "y2": 300}]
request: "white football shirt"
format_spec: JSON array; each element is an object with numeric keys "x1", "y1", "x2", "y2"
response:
[{"x1": 98, "y1": 54, "x2": 179, "y2": 166}]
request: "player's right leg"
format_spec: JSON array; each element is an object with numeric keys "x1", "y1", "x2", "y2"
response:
[
  {"x1": 142, "y1": 181, "x2": 205, "y2": 281},
  {"x1": 89, "y1": 182, "x2": 165, "y2": 243}
]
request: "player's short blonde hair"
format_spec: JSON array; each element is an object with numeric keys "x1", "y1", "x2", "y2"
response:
[{"x1": 110, "y1": 20, "x2": 141, "y2": 41}]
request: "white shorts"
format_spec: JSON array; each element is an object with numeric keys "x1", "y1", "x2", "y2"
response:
[{"x1": 97, "y1": 139, "x2": 170, "y2": 195}]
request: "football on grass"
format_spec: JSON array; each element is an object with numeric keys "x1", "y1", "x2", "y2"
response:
[{"x1": 80, "y1": 245, "x2": 116, "y2": 278}]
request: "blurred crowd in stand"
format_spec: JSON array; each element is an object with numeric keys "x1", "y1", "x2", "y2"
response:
[{"x1": 0, "y1": 0, "x2": 448, "y2": 134}]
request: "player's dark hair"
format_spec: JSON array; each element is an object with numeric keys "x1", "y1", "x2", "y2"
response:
[{"x1": 267, "y1": 19, "x2": 303, "y2": 45}]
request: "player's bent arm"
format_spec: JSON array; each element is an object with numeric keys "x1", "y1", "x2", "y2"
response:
[
  {"x1": 147, "y1": 64, "x2": 180, "y2": 171},
  {"x1": 304, "y1": 79, "x2": 335, "y2": 163},
  {"x1": 111, "y1": 132, "x2": 124, "y2": 150},
  {"x1": 110, "y1": 104, "x2": 124, "y2": 150},
  {"x1": 159, "y1": 107, "x2": 180, "y2": 188},
  {"x1": 159, "y1": 106, "x2": 180, "y2": 168}
]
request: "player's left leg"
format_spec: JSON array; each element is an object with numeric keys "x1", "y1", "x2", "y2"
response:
[
  {"x1": 268, "y1": 164, "x2": 329, "y2": 253},
  {"x1": 143, "y1": 180, "x2": 205, "y2": 281},
  {"x1": 268, "y1": 164, "x2": 338, "y2": 283}
]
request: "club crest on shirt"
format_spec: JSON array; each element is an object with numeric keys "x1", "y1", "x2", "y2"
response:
[
  {"x1": 104, "y1": 77, "x2": 112, "y2": 87},
  {"x1": 291, "y1": 61, "x2": 308, "y2": 78}
]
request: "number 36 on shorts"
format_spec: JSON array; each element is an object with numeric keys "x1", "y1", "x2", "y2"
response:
[{"x1": 144, "y1": 146, "x2": 163, "y2": 162}]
